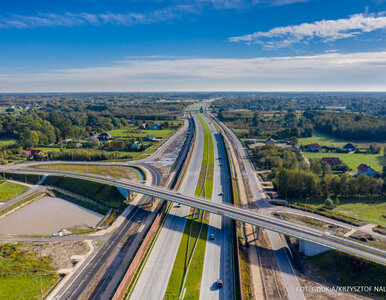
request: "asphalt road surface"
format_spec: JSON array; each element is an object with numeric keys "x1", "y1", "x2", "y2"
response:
[
  {"x1": 200, "y1": 115, "x2": 234, "y2": 300},
  {"x1": 129, "y1": 112, "x2": 205, "y2": 299}
]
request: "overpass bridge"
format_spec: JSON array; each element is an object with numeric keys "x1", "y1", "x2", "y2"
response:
[{"x1": 3, "y1": 168, "x2": 386, "y2": 265}]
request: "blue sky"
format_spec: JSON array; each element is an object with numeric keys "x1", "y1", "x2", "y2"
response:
[{"x1": 0, "y1": 0, "x2": 385, "y2": 92}]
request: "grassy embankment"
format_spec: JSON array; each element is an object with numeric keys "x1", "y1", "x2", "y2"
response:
[
  {"x1": 291, "y1": 197, "x2": 386, "y2": 227},
  {"x1": 165, "y1": 113, "x2": 214, "y2": 300},
  {"x1": 298, "y1": 131, "x2": 386, "y2": 172},
  {"x1": 0, "y1": 243, "x2": 59, "y2": 300},
  {"x1": 43, "y1": 176, "x2": 125, "y2": 210},
  {"x1": 0, "y1": 181, "x2": 28, "y2": 202},
  {"x1": 3, "y1": 171, "x2": 125, "y2": 210}
]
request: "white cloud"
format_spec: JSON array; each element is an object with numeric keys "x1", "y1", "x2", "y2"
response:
[
  {"x1": 229, "y1": 12, "x2": 386, "y2": 48},
  {"x1": 0, "y1": 51, "x2": 385, "y2": 92},
  {"x1": 0, "y1": 0, "x2": 314, "y2": 29},
  {"x1": 0, "y1": 5, "x2": 196, "y2": 29}
]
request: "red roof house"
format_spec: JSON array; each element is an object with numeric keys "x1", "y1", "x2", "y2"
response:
[
  {"x1": 357, "y1": 164, "x2": 377, "y2": 177},
  {"x1": 321, "y1": 157, "x2": 342, "y2": 165},
  {"x1": 23, "y1": 149, "x2": 46, "y2": 158},
  {"x1": 307, "y1": 143, "x2": 322, "y2": 152}
]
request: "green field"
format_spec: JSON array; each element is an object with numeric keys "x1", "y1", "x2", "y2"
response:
[
  {"x1": 0, "y1": 181, "x2": 28, "y2": 202},
  {"x1": 0, "y1": 137, "x2": 17, "y2": 146},
  {"x1": 0, "y1": 243, "x2": 59, "y2": 300},
  {"x1": 294, "y1": 197, "x2": 386, "y2": 227},
  {"x1": 298, "y1": 131, "x2": 386, "y2": 148},
  {"x1": 107, "y1": 121, "x2": 182, "y2": 139},
  {"x1": 304, "y1": 152, "x2": 385, "y2": 172}
]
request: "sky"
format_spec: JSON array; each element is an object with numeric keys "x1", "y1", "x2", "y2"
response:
[{"x1": 0, "y1": 0, "x2": 385, "y2": 92}]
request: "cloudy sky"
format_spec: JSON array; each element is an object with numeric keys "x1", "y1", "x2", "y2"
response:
[{"x1": 0, "y1": 0, "x2": 385, "y2": 92}]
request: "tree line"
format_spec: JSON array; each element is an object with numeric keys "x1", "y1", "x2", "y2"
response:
[
  {"x1": 303, "y1": 110, "x2": 386, "y2": 141},
  {"x1": 252, "y1": 145, "x2": 385, "y2": 199}
]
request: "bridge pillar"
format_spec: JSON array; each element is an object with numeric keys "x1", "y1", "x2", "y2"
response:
[
  {"x1": 241, "y1": 223, "x2": 247, "y2": 246},
  {"x1": 115, "y1": 186, "x2": 130, "y2": 201},
  {"x1": 196, "y1": 209, "x2": 200, "y2": 219},
  {"x1": 255, "y1": 226, "x2": 260, "y2": 241},
  {"x1": 150, "y1": 197, "x2": 155, "y2": 207},
  {"x1": 298, "y1": 240, "x2": 330, "y2": 256}
]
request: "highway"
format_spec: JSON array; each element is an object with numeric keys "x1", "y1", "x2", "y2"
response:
[
  {"x1": 129, "y1": 111, "x2": 205, "y2": 299},
  {"x1": 210, "y1": 112, "x2": 305, "y2": 300},
  {"x1": 200, "y1": 114, "x2": 233, "y2": 299},
  {"x1": 5, "y1": 166, "x2": 386, "y2": 267}
]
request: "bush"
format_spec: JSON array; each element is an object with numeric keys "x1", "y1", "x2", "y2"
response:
[{"x1": 324, "y1": 198, "x2": 334, "y2": 209}]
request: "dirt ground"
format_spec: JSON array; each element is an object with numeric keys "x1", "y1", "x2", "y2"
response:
[
  {"x1": 273, "y1": 212, "x2": 350, "y2": 236},
  {"x1": 19, "y1": 241, "x2": 90, "y2": 269},
  {"x1": 286, "y1": 237, "x2": 375, "y2": 300},
  {"x1": 349, "y1": 231, "x2": 386, "y2": 251},
  {"x1": 255, "y1": 229, "x2": 289, "y2": 300}
]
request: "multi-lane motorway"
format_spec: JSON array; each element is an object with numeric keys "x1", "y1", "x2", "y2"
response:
[
  {"x1": 200, "y1": 114, "x2": 233, "y2": 300},
  {"x1": 2, "y1": 104, "x2": 386, "y2": 300},
  {"x1": 5, "y1": 163, "x2": 386, "y2": 267},
  {"x1": 129, "y1": 111, "x2": 205, "y2": 299}
]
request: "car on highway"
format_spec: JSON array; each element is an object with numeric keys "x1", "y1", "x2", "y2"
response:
[
  {"x1": 209, "y1": 233, "x2": 215, "y2": 240},
  {"x1": 218, "y1": 192, "x2": 224, "y2": 196},
  {"x1": 218, "y1": 156, "x2": 222, "y2": 159},
  {"x1": 216, "y1": 279, "x2": 223, "y2": 288}
]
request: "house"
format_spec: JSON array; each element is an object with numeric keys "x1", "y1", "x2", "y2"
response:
[
  {"x1": 63, "y1": 138, "x2": 73, "y2": 144},
  {"x1": 245, "y1": 139, "x2": 256, "y2": 145},
  {"x1": 139, "y1": 123, "x2": 147, "y2": 129},
  {"x1": 307, "y1": 143, "x2": 322, "y2": 152},
  {"x1": 357, "y1": 164, "x2": 377, "y2": 177},
  {"x1": 150, "y1": 123, "x2": 161, "y2": 130},
  {"x1": 90, "y1": 130, "x2": 99, "y2": 138},
  {"x1": 146, "y1": 134, "x2": 157, "y2": 141},
  {"x1": 265, "y1": 138, "x2": 277, "y2": 146},
  {"x1": 98, "y1": 132, "x2": 112, "y2": 140},
  {"x1": 130, "y1": 141, "x2": 141, "y2": 149},
  {"x1": 341, "y1": 143, "x2": 356, "y2": 152},
  {"x1": 321, "y1": 157, "x2": 342, "y2": 165},
  {"x1": 23, "y1": 149, "x2": 46, "y2": 158}
]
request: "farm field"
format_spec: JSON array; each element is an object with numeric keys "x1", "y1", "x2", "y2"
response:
[
  {"x1": 304, "y1": 151, "x2": 385, "y2": 172},
  {"x1": 0, "y1": 181, "x2": 28, "y2": 202}
]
